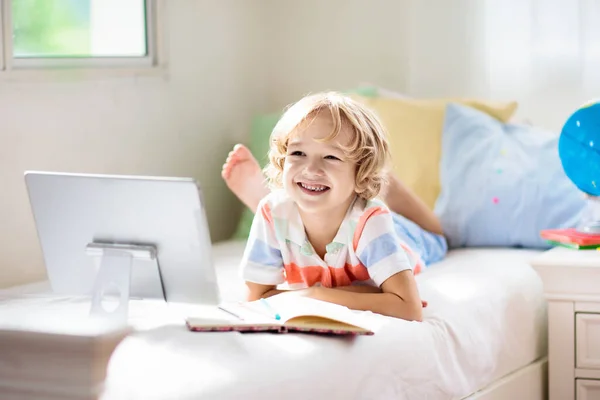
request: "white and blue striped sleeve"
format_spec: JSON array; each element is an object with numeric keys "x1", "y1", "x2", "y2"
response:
[
  {"x1": 239, "y1": 198, "x2": 285, "y2": 285},
  {"x1": 355, "y1": 208, "x2": 414, "y2": 287}
]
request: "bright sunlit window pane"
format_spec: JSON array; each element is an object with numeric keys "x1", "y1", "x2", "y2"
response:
[{"x1": 12, "y1": 0, "x2": 147, "y2": 58}]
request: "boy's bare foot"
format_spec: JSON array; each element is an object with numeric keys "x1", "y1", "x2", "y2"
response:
[{"x1": 221, "y1": 144, "x2": 270, "y2": 211}]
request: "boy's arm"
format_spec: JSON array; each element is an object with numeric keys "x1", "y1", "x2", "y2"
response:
[
  {"x1": 240, "y1": 197, "x2": 287, "y2": 299},
  {"x1": 249, "y1": 283, "x2": 382, "y2": 298},
  {"x1": 245, "y1": 281, "x2": 280, "y2": 301},
  {"x1": 304, "y1": 271, "x2": 423, "y2": 321},
  {"x1": 247, "y1": 273, "x2": 423, "y2": 321},
  {"x1": 338, "y1": 204, "x2": 424, "y2": 320}
]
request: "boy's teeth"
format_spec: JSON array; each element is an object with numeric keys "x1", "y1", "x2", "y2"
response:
[{"x1": 300, "y1": 183, "x2": 328, "y2": 191}]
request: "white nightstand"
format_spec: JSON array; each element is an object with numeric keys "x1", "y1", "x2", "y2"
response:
[{"x1": 531, "y1": 247, "x2": 600, "y2": 400}]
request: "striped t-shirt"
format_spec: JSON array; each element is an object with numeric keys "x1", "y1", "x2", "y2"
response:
[{"x1": 240, "y1": 190, "x2": 424, "y2": 289}]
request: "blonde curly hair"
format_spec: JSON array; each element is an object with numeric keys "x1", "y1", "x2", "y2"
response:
[{"x1": 264, "y1": 92, "x2": 391, "y2": 200}]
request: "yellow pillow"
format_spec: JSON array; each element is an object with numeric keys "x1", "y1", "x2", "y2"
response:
[{"x1": 351, "y1": 95, "x2": 518, "y2": 209}]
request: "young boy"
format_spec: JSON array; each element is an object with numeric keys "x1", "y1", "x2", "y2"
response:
[{"x1": 221, "y1": 92, "x2": 447, "y2": 321}]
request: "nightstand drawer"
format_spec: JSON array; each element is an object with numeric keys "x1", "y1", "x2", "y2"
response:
[
  {"x1": 577, "y1": 313, "x2": 600, "y2": 369},
  {"x1": 576, "y1": 379, "x2": 600, "y2": 400}
]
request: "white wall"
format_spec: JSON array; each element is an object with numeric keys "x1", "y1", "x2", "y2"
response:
[
  {"x1": 265, "y1": 0, "x2": 411, "y2": 109},
  {"x1": 405, "y1": 0, "x2": 596, "y2": 131},
  {"x1": 0, "y1": 0, "x2": 268, "y2": 288},
  {"x1": 406, "y1": 0, "x2": 489, "y2": 99},
  {"x1": 267, "y1": 0, "x2": 593, "y2": 132}
]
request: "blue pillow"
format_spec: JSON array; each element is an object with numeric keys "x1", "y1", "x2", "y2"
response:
[{"x1": 434, "y1": 103, "x2": 585, "y2": 249}]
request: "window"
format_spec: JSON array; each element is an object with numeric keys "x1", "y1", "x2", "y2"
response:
[{"x1": 0, "y1": 0, "x2": 159, "y2": 71}]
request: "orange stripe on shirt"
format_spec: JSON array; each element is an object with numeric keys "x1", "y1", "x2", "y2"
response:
[
  {"x1": 284, "y1": 262, "x2": 370, "y2": 288},
  {"x1": 413, "y1": 262, "x2": 422, "y2": 275},
  {"x1": 399, "y1": 242, "x2": 423, "y2": 275},
  {"x1": 352, "y1": 206, "x2": 389, "y2": 251},
  {"x1": 260, "y1": 202, "x2": 273, "y2": 225}
]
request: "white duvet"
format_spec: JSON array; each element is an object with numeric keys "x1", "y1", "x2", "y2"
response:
[{"x1": 0, "y1": 241, "x2": 547, "y2": 400}]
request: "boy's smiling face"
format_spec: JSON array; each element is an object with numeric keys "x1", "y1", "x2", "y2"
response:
[{"x1": 282, "y1": 112, "x2": 357, "y2": 216}]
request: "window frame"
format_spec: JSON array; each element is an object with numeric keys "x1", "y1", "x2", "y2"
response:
[
  {"x1": 0, "y1": 0, "x2": 165, "y2": 77},
  {"x1": 0, "y1": 0, "x2": 6, "y2": 71}
]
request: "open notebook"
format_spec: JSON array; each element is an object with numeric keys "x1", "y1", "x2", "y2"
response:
[{"x1": 185, "y1": 294, "x2": 376, "y2": 336}]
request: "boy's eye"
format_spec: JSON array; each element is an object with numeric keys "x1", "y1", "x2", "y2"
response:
[
  {"x1": 325, "y1": 155, "x2": 340, "y2": 161},
  {"x1": 289, "y1": 150, "x2": 304, "y2": 156}
]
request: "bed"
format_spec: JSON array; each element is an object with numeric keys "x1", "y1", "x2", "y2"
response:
[{"x1": 0, "y1": 239, "x2": 547, "y2": 400}]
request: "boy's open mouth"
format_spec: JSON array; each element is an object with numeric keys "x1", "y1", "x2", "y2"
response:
[{"x1": 297, "y1": 182, "x2": 330, "y2": 194}]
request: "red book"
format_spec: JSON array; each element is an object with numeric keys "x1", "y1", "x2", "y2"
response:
[{"x1": 540, "y1": 228, "x2": 600, "y2": 246}]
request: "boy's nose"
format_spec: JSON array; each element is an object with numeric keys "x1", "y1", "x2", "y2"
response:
[{"x1": 304, "y1": 160, "x2": 325, "y2": 176}]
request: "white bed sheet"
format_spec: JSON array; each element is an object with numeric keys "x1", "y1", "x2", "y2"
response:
[{"x1": 0, "y1": 241, "x2": 547, "y2": 400}]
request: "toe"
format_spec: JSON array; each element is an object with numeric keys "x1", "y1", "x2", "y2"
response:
[
  {"x1": 221, "y1": 162, "x2": 231, "y2": 178},
  {"x1": 232, "y1": 144, "x2": 251, "y2": 160}
]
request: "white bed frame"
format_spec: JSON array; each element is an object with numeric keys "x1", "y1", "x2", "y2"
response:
[{"x1": 463, "y1": 357, "x2": 547, "y2": 400}]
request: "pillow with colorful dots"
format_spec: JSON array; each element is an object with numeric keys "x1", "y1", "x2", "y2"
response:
[{"x1": 434, "y1": 103, "x2": 586, "y2": 249}]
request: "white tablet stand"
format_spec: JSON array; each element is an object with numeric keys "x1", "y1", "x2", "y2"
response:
[{"x1": 85, "y1": 243, "x2": 165, "y2": 323}]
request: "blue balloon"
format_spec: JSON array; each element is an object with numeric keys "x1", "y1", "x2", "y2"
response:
[{"x1": 559, "y1": 101, "x2": 600, "y2": 196}]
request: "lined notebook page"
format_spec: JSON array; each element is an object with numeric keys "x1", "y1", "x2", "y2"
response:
[{"x1": 241, "y1": 295, "x2": 375, "y2": 331}]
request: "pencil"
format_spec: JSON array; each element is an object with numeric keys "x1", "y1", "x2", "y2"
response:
[{"x1": 260, "y1": 298, "x2": 281, "y2": 320}]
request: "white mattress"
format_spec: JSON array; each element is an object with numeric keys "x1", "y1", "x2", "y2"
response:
[{"x1": 0, "y1": 241, "x2": 547, "y2": 400}]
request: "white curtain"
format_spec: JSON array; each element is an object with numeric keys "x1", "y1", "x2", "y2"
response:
[{"x1": 407, "y1": 0, "x2": 600, "y2": 131}]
